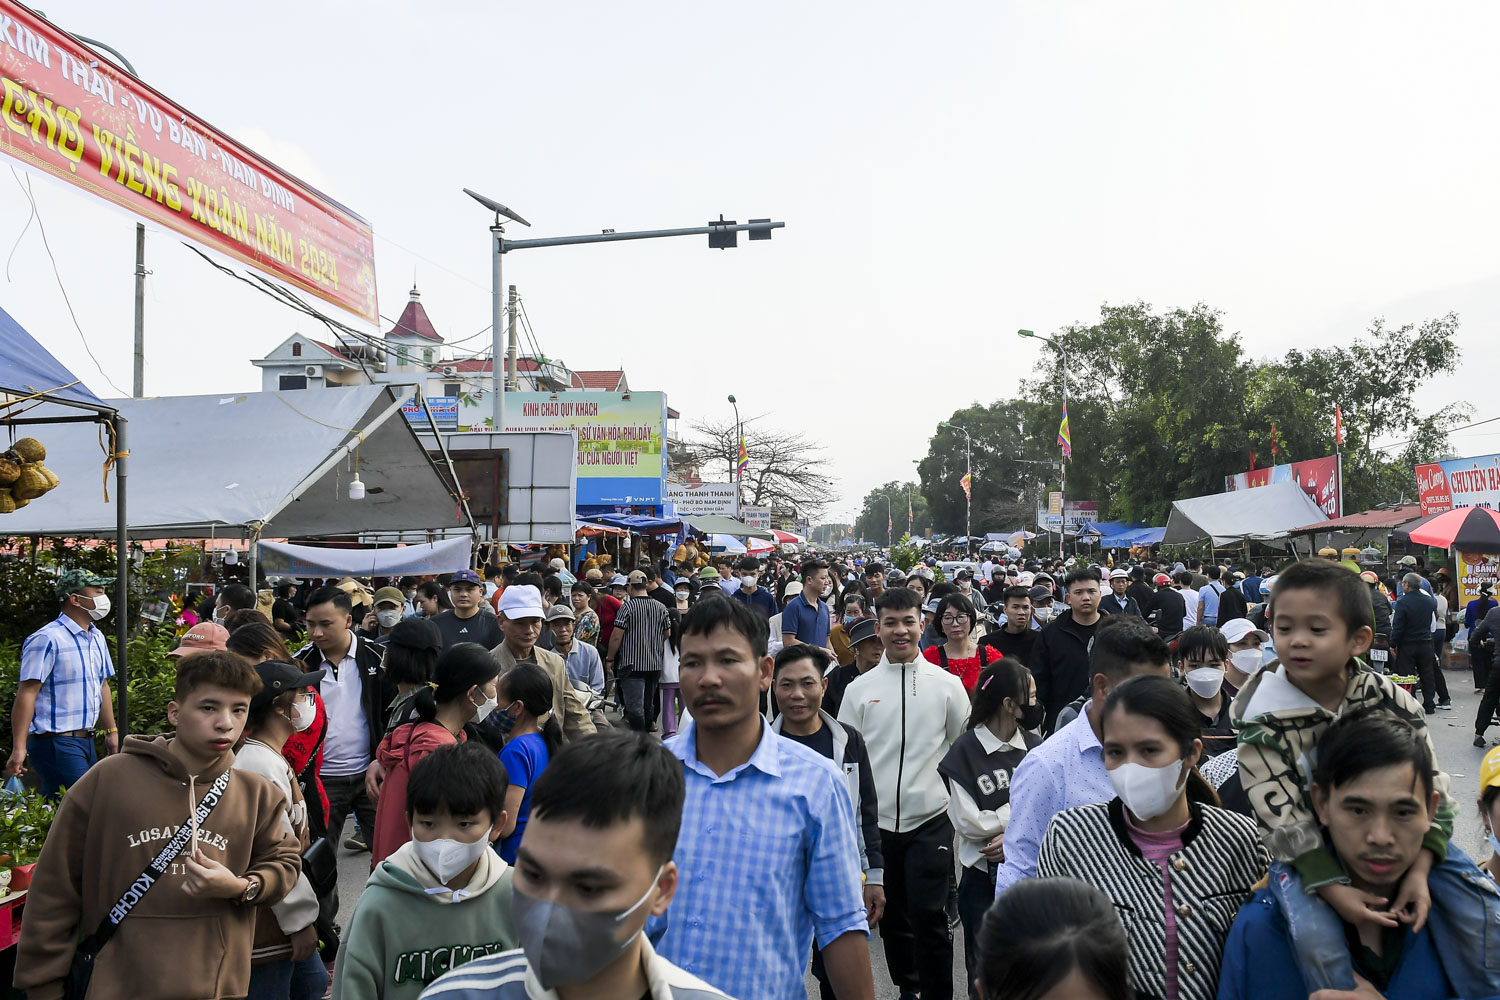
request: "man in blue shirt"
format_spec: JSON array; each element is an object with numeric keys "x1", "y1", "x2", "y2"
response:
[
  {"x1": 731, "y1": 558, "x2": 777, "y2": 620},
  {"x1": 994, "y1": 616, "x2": 1171, "y2": 897},
  {"x1": 781, "y1": 558, "x2": 832, "y2": 650},
  {"x1": 653, "y1": 598, "x2": 873, "y2": 1000},
  {"x1": 6, "y1": 569, "x2": 120, "y2": 797}
]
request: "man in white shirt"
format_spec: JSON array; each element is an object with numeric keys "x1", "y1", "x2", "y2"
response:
[
  {"x1": 296, "y1": 586, "x2": 395, "y2": 864},
  {"x1": 838, "y1": 587, "x2": 967, "y2": 1000},
  {"x1": 1175, "y1": 571, "x2": 1201, "y2": 628}
]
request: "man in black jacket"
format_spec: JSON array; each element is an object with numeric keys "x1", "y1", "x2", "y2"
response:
[
  {"x1": 1125, "y1": 566, "x2": 1156, "y2": 612},
  {"x1": 1144, "y1": 572, "x2": 1187, "y2": 638},
  {"x1": 296, "y1": 586, "x2": 395, "y2": 858},
  {"x1": 1033, "y1": 568, "x2": 1106, "y2": 732},
  {"x1": 1099, "y1": 568, "x2": 1141, "y2": 617}
]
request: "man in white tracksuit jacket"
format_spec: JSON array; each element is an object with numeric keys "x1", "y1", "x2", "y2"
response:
[{"x1": 838, "y1": 587, "x2": 967, "y2": 1000}]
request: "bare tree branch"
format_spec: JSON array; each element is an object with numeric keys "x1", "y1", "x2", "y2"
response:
[{"x1": 689, "y1": 417, "x2": 836, "y2": 520}]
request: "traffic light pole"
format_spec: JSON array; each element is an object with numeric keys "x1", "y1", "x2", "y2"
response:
[{"x1": 501, "y1": 219, "x2": 784, "y2": 252}]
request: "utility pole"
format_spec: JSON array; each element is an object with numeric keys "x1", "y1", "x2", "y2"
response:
[
  {"x1": 132, "y1": 223, "x2": 145, "y2": 396},
  {"x1": 506, "y1": 284, "x2": 519, "y2": 390}
]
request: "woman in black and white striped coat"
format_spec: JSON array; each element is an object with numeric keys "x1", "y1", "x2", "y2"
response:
[{"x1": 1037, "y1": 675, "x2": 1268, "y2": 1000}]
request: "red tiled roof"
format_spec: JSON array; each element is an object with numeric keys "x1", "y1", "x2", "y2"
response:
[
  {"x1": 384, "y1": 288, "x2": 442, "y2": 343},
  {"x1": 573, "y1": 369, "x2": 624, "y2": 390},
  {"x1": 308, "y1": 339, "x2": 351, "y2": 361}
]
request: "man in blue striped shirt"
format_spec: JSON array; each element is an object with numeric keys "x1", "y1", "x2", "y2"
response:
[
  {"x1": 652, "y1": 598, "x2": 874, "y2": 1000},
  {"x1": 6, "y1": 569, "x2": 119, "y2": 796}
]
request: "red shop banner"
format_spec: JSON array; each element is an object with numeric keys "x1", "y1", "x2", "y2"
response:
[
  {"x1": 0, "y1": 2, "x2": 377, "y2": 322},
  {"x1": 1224, "y1": 454, "x2": 1343, "y2": 519}
]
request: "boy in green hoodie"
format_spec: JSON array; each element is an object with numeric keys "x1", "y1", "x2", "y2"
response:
[
  {"x1": 16, "y1": 650, "x2": 302, "y2": 1000},
  {"x1": 333, "y1": 741, "x2": 517, "y2": 1000}
]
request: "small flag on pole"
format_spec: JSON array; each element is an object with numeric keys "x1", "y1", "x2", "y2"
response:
[
  {"x1": 1057, "y1": 405, "x2": 1072, "y2": 461},
  {"x1": 1334, "y1": 404, "x2": 1344, "y2": 446},
  {"x1": 960, "y1": 470, "x2": 972, "y2": 500},
  {"x1": 1270, "y1": 423, "x2": 1279, "y2": 459},
  {"x1": 1249, "y1": 450, "x2": 1257, "y2": 472},
  {"x1": 908, "y1": 496, "x2": 914, "y2": 530},
  {"x1": 735, "y1": 434, "x2": 749, "y2": 476}
]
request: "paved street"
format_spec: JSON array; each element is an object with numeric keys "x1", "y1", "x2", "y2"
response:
[{"x1": 331, "y1": 664, "x2": 1488, "y2": 1000}]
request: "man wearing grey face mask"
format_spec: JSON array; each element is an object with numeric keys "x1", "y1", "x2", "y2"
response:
[{"x1": 419, "y1": 731, "x2": 738, "y2": 1000}]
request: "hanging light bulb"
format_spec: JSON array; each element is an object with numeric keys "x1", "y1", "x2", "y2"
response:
[{"x1": 348, "y1": 437, "x2": 366, "y2": 500}]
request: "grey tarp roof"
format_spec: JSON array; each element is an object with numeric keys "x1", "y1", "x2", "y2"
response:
[
  {"x1": 0, "y1": 385, "x2": 471, "y2": 538},
  {"x1": 1163, "y1": 480, "x2": 1327, "y2": 546}
]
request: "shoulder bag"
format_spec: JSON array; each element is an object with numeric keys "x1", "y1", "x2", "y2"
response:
[{"x1": 64, "y1": 766, "x2": 233, "y2": 1000}]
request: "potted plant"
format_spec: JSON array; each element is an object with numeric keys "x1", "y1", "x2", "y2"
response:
[{"x1": 0, "y1": 787, "x2": 55, "y2": 891}]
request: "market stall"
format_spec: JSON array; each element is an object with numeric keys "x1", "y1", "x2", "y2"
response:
[
  {"x1": 1163, "y1": 480, "x2": 1326, "y2": 547},
  {"x1": 0, "y1": 305, "x2": 128, "y2": 728},
  {"x1": 2, "y1": 385, "x2": 475, "y2": 587}
]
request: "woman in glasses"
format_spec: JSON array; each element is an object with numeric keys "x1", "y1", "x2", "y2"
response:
[{"x1": 924, "y1": 592, "x2": 1001, "y2": 694}]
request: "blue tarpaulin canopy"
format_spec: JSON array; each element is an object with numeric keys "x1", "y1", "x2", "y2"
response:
[
  {"x1": 582, "y1": 513, "x2": 682, "y2": 534},
  {"x1": 0, "y1": 304, "x2": 109, "y2": 410},
  {"x1": 1080, "y1": 520, "x2": 1146, "y2": 538},
  {"x1": 1098, "y1": 526, "x2": 1167, "y2": 548}
]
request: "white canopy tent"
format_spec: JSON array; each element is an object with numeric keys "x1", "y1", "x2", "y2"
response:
[
  {"x1": 1163, "y1": 480, "x2": 1327, "y2": 546},
  {"x1": 2, "y1": 386, "x2": 474, "y2": 557},
  {"x1": 258, "y1": 537, "x2": 472, "y2": 577}
]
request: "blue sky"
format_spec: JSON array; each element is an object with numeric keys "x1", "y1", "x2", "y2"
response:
[{"x1": 8, "y1": 2, "x2": 1499, "y2": 524}]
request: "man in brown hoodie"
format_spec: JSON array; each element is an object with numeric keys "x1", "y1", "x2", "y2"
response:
[{"x1": 16, "y1": 650, "x2": 302, "y2": 1000}]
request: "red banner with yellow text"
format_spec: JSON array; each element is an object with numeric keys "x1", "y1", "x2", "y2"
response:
[{"x1": 0, "y1": 2, "x2": 376, "y2": 322}]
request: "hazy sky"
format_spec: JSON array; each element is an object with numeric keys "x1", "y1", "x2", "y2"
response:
[{"x1": 8, "y1": 2, "x2": 1499, "y2": 527}]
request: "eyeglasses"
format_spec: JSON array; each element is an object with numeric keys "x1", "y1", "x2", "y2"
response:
[{"x1": 940, "y1": 614, "x2": 971, "y2": 625}]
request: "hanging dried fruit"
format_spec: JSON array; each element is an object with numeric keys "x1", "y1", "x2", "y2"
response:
[
  {"x1": 10, "y1": 438, "x2": 45, "y2": 463},
  {"x1": 13, "y1": 465, "x2": 47, "y2": 500}
]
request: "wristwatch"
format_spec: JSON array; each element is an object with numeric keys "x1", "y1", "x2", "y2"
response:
[{"x1": 239, "y1": 875, "x2": 262, "y2": 904}]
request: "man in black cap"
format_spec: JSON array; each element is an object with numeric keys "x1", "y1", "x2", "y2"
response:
[{"x1": 823, "y1": 616, "x2": 882, "y2": 719}]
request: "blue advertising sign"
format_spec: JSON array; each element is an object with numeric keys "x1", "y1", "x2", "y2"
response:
[{"x1": 402, "y1": 395, "x2": 458, "y2": 427}]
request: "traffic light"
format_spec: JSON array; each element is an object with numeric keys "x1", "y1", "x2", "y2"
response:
[{"x1": 708, "y1": 215, "x2": 737, "y2": 250}]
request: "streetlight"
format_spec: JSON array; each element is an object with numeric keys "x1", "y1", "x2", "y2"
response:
[
  {"x1": 463, "y1": 191, "x2": 785, "y2": 430},
  {"x1": 728, "y1": 394, "x2": 741, "y2": 491},
  {"x1": 939, "y1": 421, "x2": 973, "y2": 558},
  {"x1": 1018, "y1": 329, "x2": 1069, "y2": 553}
]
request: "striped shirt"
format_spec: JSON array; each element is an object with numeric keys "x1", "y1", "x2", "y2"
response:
[
  {"x1": 21, "y1": 614, "x2": 114, "y2": 734},
  {"x1": 613, "y1": 596, "x2": 670, "y2": 673},
  {"x1": 649, "y1": 720, "x2": 867, "y2": 1000}
]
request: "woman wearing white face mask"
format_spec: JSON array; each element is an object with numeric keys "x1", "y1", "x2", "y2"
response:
[
  {"x1": 370, "y1": 643, "x2": 499, "y2": 865},
  {"x1": 1174, "y1": 626, "x2": 1236, "y2": 758},
  {"x1": 1038, "y1": 675, "x2": 1268, "y2": 1000},
  {"x1": 1217, "y1": 618, "x2": 1269, "y2": 695},
  {"x1": 233, "y1": 660, "x2": 328, "y2": 999}
]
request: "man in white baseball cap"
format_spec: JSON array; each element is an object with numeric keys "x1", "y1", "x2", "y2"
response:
[
  {"x1": 491, "y1": 584, "x2": 595, "y2": 740},
  {"x1": 1100, "y1": 568, "x2": 1141, "y2": 617},
  {"x1": 1218, "y1": 617, "x2": 1271, "y2": 695}
]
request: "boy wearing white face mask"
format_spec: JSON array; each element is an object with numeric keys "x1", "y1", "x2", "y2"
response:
[
  {"x1": 336, "y1": 743, "x2": 517, "y2": 1000},
  {"x1": 419, "y1": 730, "x2": 735, "y2": 1000},
  {"x1": 1174, "y1": 626, "x2": 1237, "y2": 758},
  {"x1": 369, "y1": 644, "x2": 501, "y2": 866},
  {"x1": 236, "y1": 660, "x2": 328, "y2": 998},
  {"x1": 1038, "y1": 675, "x2": 1267, "y2": 1000}
]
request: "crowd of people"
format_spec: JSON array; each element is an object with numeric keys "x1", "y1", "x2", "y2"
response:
[{"x1": 9, "y1": 541, "x2": 1500, "y2": 1000}]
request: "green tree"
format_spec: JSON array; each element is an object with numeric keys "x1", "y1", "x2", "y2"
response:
[
  {"x1": 855, "y1": 482, "x2": 931, "y2": 544},
  {"x1": 1015, "y1": 303, "x2": 1465, "y2": 521}
]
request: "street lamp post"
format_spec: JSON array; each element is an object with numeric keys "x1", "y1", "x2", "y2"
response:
[
  {"x1": 1018, "y1": 329, "x2": 1069, "y2": 554},
  {"x1": 727, "y1": 394, "x2": 741, "y2": 498},
  {"x1": 939, "y1": 421, "x2": 973, "y2": 558},
  {"x1": 463, "y1": 191, "x2": 784, "y2": 431}
]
